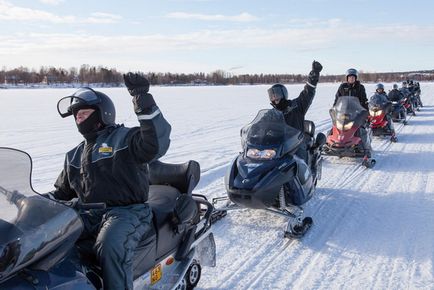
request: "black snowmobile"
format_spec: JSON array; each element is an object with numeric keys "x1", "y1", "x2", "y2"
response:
[
  {"x1": 0, "y1": 147, "x2": 216, "y2": 290},
  {"x1": 214, "y1": 109, "x2": 325, "y2": 238}
]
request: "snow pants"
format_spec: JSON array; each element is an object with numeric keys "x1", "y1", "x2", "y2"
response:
[{"x1": 77, "y1": 203, "x2": 152, "y2": 290}]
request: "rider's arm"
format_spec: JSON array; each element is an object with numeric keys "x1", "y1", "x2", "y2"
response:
[
  {"x1": 52, "y1": 159, "x2": 78, "y2": 201},
  {"x1": 359, "y1": 85, "x2": 369, "y2": 110},
  {"x1": 293, "y1": 61, "x2": 322, "y2": 115},
  {"x1": 128, "y1": 103, "x2": 171, "y2": 163}
]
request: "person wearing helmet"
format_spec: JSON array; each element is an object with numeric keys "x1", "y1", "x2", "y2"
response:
[
  {"x1": 268, "y1": 60, "x2": 323, "y2": 161},
  {"x1": 375, "y1": 83, "x2": 387, "y2": 96},
  {"x1": 334, "y1": 68, "x2": 371, "y2": 158},
  {"x1": 388, "y1": 83, "x2": 405, "y2": 102},
  {"x1": 370, "y1": 84, "x2": 395, "y2": 138},
  {"x1": 50, "y1": 73, "x2": 171, "y2": 290},
  {"x1": 399, "y1": 81, "x2": 416, "y2": 115},
  {"x1": 334, "y1": 68, "x2": 368, "y2": 110}
]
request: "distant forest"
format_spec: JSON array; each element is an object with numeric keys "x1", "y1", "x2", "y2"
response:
[{"x1": 1, "y1": 65, "x2": 434, "y2": 87}]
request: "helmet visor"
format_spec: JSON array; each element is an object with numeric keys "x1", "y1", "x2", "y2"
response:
[
  {"x1": 268, "y1": 86, "x2": 286, "y2": 103},
  {"x1": 57, "y1": 88, "x2": 100, "y2": 118}
]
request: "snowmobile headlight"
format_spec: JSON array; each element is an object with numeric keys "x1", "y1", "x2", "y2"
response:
[
  {"x1": 336, "y1": 120, "x2": 354, "y2": 131},
  {"x1": 247, "y1": 148, "x2": 276, "y2": 160},
  {"x1": 343, "y1": 121, "x2": 354, "y2": 130},
  {"x1": 369, "y1": 109, "x2": 383, "y2": 117}
]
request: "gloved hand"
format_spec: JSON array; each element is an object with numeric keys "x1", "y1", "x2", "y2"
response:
[
  {"x1": 123, "y1": 72, "x2": 150, "y2": 96},
  {"x1": 308, "y1": 60, "x2": 323, "y2": 86},
  {"x1": 312, "y1": 60, "x2": 323, "y2": 73},
  {"x1": 123, "y1": 72, "x2": 156, "y2": 114}
]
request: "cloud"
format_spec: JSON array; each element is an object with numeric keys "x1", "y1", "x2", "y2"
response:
[
  {"x1": 1, "y1": 21, "x2": 433, "y2": 73},
  {"x1": 0, "y1": 0, "x2": 121, "y2": 24},
  {"x1": 38, "y1": 0, "x2": 64, "y2": 5},
  {"x1": 85, "y1": 12, "x2": 123, "y2": 24},
  {"x1": 166, "y1": 12, "x2": 259, "y2": 22}
]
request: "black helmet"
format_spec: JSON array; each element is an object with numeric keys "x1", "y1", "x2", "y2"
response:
[
  {"x1": 346, "y1": 68, "x2": 358, "y2": 80},
  {"x1": 393, "y1": 83, "x2": 398, "y2": 89},
  {"x1": 376, "y1": 83, "x2": 384, "y2": 91},
  {"x1": 57, "y1": 87, "x2": 116, "y2": 126},
  {"x1": 268, "y1": 83, "x2": 288, "y2": 103}
]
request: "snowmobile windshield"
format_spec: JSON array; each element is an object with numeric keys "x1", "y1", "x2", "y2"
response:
[
  {"x1": 241, "y1": 109, "x2": 303, "y2": 158},
  {"x1": 369, "y1": 93, "x2": 389, "y2": 110},
  {"x1": 330, "y1": 96, "x2": 368, "y2": 128},
  {"x1": 0, "y1": 147, "x2": 82, "y2": 283}
]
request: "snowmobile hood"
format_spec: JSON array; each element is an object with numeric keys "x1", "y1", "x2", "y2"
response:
[
  {"x1": 0, "y1": 147, "x2": 82, "y2": 283},
  {"x1": 330, "y1": 96, "x2": 368, "y2": 128},
  {"x1": 240, "y1": 109, "x2": 303, "y2": 158}
]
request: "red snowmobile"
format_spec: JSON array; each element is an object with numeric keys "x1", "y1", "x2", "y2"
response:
[
  {"x1": 368, "y1": 94, "x2": 397, "y2": 142},
  {"x1": 323, "y1": 96, "x2": 375, "y2": 168}
]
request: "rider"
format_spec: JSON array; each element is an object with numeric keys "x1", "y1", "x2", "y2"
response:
[
  {"x1": 334, "y1": 68, "x2": 368, "y2": 110},
  {"x1": 400, "y1": 81, "x2": 416, "y2": 115},
  {"x1": 334, "y1": 68, "x2": 372, "y2": 158},
  {"x1": 370, "y1": 83, "x2": 396, "y2": 138},
  {"x1": 49, "y1": 73, "x2": 171, "y2": 290},
  {"x1": 268, "y1": 60, "x2": 323, "y2": 162},
  {"x1": 387, "y1": 83, "x2": 405, "y2": 102}
]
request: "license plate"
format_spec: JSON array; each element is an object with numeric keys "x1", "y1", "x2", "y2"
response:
[{"x1": 150, "y1": 264, "x2": 162, "y2": 285}]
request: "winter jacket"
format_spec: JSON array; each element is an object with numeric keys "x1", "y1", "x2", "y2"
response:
[
  {"x1": 279, "y1": 83, "x2": 316, "y2": 132},
  {"x1": 387, "y1": 89, "x2": 404, "y2": 102},
  {"x1": 52, "y1": 106, "x2": 171, "y2": 206},
  {"x1": 334, "y1": 81, "x2": 368, "y2": 110}
]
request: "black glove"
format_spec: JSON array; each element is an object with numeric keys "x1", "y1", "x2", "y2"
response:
[
  {"x1": 123, "y1": 72, "x2": 156, "y2": 114},
  {"x1": 123, "y1": 72, "x2": 150, "y2": 96},
  {"x1": 308, "y1": 60, "x2": 323, "y2": 86},
  {"x1": 312, "y1": 60, "x2": 323, "y2": 73}
]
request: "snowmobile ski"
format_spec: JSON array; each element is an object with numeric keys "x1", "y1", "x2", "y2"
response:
[{"x1": 284, "y1": 217, "x2": 313, "y2": 239}]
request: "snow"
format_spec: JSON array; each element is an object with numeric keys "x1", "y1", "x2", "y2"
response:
[{"x1": 1, "y1": 82, "x2": 434, "y2": 289}]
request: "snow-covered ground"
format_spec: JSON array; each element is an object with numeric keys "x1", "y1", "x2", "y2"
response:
[{"x1": 1, "y1": 82, "x2": 433, "y2": 289}]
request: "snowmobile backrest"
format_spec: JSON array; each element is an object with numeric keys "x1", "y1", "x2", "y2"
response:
[
  {"x1": 304, "y1": 120, "x2": 315, "y2": 138},
  {"x1": 149, "y1": 160, "x2": 200, "y2": 194}
]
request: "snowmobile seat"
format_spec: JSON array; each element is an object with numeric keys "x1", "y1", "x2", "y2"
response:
[{"x1": 146, "y1": 160, "x2": 201, "y2": 259}]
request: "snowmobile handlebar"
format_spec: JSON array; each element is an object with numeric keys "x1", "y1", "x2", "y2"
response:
[{"x1": 58, "y1": 199, "x2": 107, "y2": 210}]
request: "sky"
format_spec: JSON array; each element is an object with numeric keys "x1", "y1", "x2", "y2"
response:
[{"x1": 0, "y1": 0, "x2": 433, "y2": 75}]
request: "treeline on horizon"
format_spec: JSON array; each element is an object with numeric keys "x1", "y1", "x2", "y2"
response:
[{"x1": 1, "y1": 65, "x2": 434, "y2": 86}]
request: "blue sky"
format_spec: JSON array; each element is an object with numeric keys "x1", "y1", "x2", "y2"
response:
[{"x1": 0, "y1": 0, "x2": 433, "y2": 75}]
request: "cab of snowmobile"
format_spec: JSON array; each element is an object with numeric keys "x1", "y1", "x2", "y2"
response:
[
  {"x1": 0, "y1": 148, "x2": 85, "y2": 287},
  {"x1": 368, "y1": 93, "x2": 395, "y2": 139},
  {"x1": 221, "y1": 109, "x2": 324, "y2": 238},
  {"x1": 0, "y1": 147, "x2": 216, "y2": 290},
  {"x1": 324, "y1": 96, "x2": 369, "y2": 157},
  {"x1": 227, "y1": 109, "x2": 313, "y2": 208}
]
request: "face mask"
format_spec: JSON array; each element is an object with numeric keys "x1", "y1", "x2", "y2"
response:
[{"x1": 76, "y1": 110, "x2": 102, "y2": 135}]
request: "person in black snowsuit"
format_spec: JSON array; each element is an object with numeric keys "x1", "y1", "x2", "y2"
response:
[
  {"x1": 49, "y1": 73, "x2": 171, "y2": 290},
  {"x1": 387, "y1": 83, "x2": 405, "y2": 102},
  {"x1": 268, "y1": 60, "x2": 323, "y2": 162},
  {"x1": 334, "y1": 68, "x2": 372, "y2": 158},
  {"x1": 334, "y1": 68, "x2": 368, "y2": 110},
  {"x1": 400, "y1": 81, "x2": 416, "y2": 115}
]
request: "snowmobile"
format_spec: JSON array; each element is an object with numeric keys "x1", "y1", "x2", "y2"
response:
[
  {"x1": 214, "y1": 109, "x2": 326, "y2": 238},
  {"x1": 323, "y1": 96, "x2": 376, "y2": 168},
  {"x1": 0, "y1": 147, "x2": 216, "y2": 290},
  {"x1": 391, "y1": 98, "x2": 408, "y2": 125},
  {"x1": 400, "y1": 90, "x2": 417, "y2": 116},
  {"x1": 368, "y1": 94, "x2": 397, "y2": 142}
]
